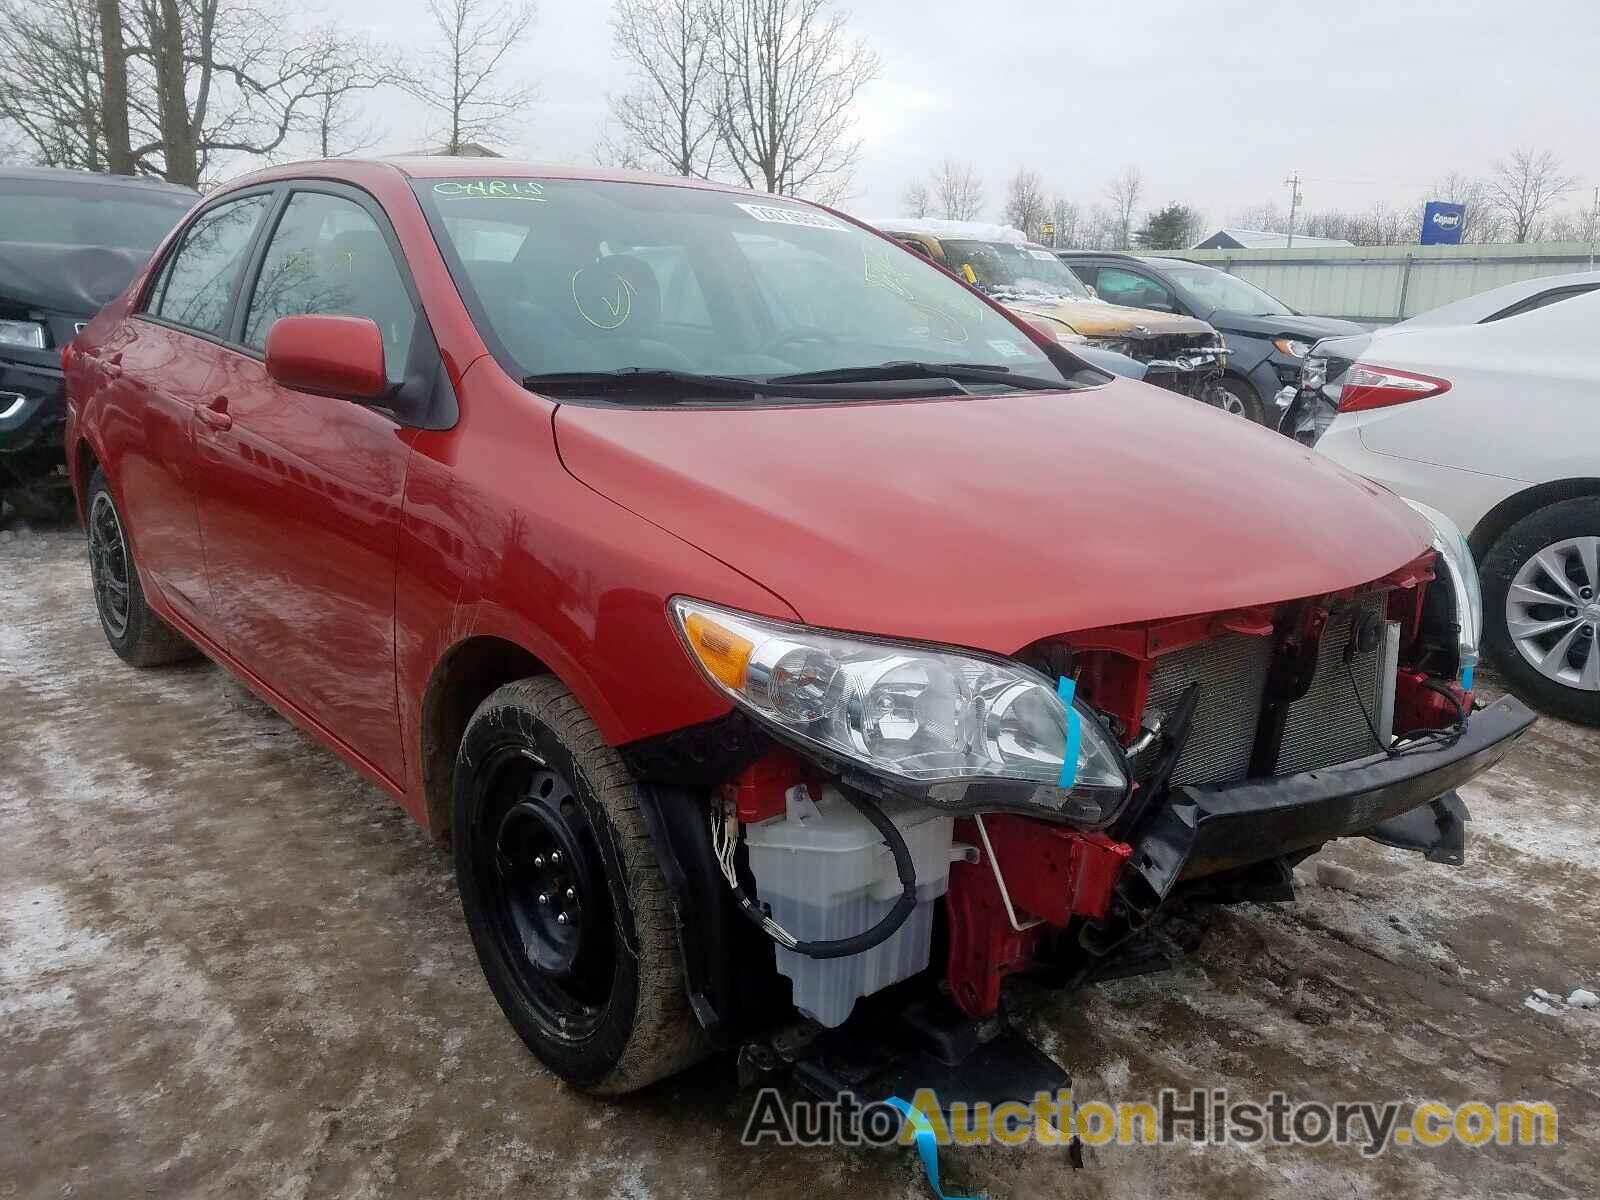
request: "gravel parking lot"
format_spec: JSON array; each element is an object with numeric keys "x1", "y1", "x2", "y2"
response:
[{"x1": 3, "y1": 524, "x2": 1598, "y2": 1200}]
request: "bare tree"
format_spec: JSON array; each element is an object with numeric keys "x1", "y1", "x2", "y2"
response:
[
  {"x1": 1104, "y1": 165, "x2": 1142, "y2": 249},
  {"x1": 900, "y1": 178, "x2": 931, "y2": 218},
  {"x1": 708, "y1": 0, "x2": 880, "y2": 200},
  {"x1": 96, "y1": 0, "x2": 134, "y2": 173},
  {"x1": 607, "y1": 0, "x2": 719, "y2": 177},
  {"x1": 1046, "y1": 196, "x2": 1078, "y2": 247},
  {"x1": 304, "y1": 37, "x2": 397, "y2": 159},
  {"x1": 405, "y1": 0, "x2": 537, "y2": 154},
  {"x1": 932, "y1": 158, "x2": 983, "y2": 221},
  {"x1": 0, "y1": 0, "x2": 108, "y2": 172},
  {"x1": 1425, "y1": 171, "x2": 1503, "y2": 243},
  {"x1": 1001, "y1": 167, "x2": 1047, "y2": 240},
  {"x1": 1488, "y1": 148, "x2": 1577, "y2": 243}
]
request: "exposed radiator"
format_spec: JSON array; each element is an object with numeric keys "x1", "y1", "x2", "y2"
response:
[
  {"x1": 1139, "y1": 592, "x2": 1395, "y2": 787},
  {"x1": 1143, "y1": 632, "x2": 1273, "y2": 786},
  {"x1": 1276, "y1": 594, "x2": 1394, "y2": 775}
]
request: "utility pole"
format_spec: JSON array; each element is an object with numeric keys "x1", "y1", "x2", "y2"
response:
[
  {"x1": 1284, "y1": 173, "x2": 1304, "y2": 249},
  {"x1": 1589, "y1": 187, "x2": 1598, "y2": 271}
]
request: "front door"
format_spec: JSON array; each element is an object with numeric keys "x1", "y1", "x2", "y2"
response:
[{"x1": 190, "y1": 187, "x2": 425, "y2": 785}]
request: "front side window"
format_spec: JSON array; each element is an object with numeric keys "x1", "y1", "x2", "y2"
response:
[
  {"x1": 414, "y1": 178, "x2": 1065, "y2": 391},
  {"x1": 243, "y1": 191, "x2": 417, "y2": 383},
  {"x1": 150, "y1": 194, "x2": 272, "y2": 335}
]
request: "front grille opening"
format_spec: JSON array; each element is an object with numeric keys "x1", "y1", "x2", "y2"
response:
[{"x1": 1138, "y1": 592, "x2": 1396, "y2": 786}]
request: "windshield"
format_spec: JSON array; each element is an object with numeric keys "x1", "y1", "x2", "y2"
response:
[
  {"x1": 415, "y1": 178, "x2": 1066, "y2": 390},
  {"x1": 1160, "y1": 264, "x2": 1293, "y2": 317},
  {"x1": 0, "y1": 179, "x2": 194, "y2": 251},
  {"x1": 938, "y1": 240, "x2": 1093, "y2": 302}
]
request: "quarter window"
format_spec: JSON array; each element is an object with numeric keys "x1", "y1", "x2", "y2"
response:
[
  {"x1": 150, "y1": 194, "x2": 272, "y2": 335},
  {"x1": 243, "y1": 191, "x2": 417, "y2": 383}
]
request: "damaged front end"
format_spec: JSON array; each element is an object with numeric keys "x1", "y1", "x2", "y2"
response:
[{"x1": 618, "y1": 526, "x2": 1532, "y2": 1114}]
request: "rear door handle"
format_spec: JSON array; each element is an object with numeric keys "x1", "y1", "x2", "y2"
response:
[{"x1": 196, "y1": 396, "x2": 232, "y2": 431}]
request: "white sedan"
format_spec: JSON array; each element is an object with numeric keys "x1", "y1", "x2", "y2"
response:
[{"x1": 1315, "y1": 285, "x2": 1600, "y2": 725}]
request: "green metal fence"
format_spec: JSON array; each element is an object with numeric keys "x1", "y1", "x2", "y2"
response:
[{"x1": 1181, "y1": 242, "x2": 1600, "y2": 323}]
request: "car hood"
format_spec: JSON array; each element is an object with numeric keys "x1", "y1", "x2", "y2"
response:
[
  {"x1": 0, "y1": 241, "x2": 150, "y2": 316},
  {"x1": 553, "y1": 381, "x2": 1432, "y2": 654},
  {"x1": 1001, "y1": 297, "x2": 1216, "y2": 340},
  {"x1": 1211, "y1": 311, "x2": 1365, "y2": 341}
]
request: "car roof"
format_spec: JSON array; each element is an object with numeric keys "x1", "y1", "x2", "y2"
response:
[
  {"x1": 0, "y1": 164, "x2": 198, "y2": 196},
  {"x1": 1399, "y1": 270, "x2": 1600, "y2": 328},
  {"x1": 222, "y1": 156, "x2": 763, "y2": 197}
]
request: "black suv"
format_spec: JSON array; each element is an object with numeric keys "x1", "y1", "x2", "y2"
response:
[
  {"x1": 1060, "y1": 252, "x2": 1361, "y2": 424},
  {"x1": 1, "y1": 167, "x2": 195, "y2": 518}
]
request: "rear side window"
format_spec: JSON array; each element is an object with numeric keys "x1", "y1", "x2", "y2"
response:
[
  {"x1": 242, "y1": 191, "x2": 417, "y2": 384},
  {"x1": 1483, "y1": 284, "x2": 1600, "y2": 323},
  {"x1": 149, "y1": 194, "x2": 272, "y2": 335}
]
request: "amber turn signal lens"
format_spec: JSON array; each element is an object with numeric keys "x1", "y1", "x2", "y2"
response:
[{"x1": 683, "y1": 612, "x2": 755, "y2": 688}]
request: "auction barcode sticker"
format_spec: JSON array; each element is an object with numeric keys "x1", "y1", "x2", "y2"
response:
[{"x1": 736, "y1": 202, "x2": 848, "y2": 231}]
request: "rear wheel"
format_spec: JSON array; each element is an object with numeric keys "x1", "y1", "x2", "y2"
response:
[
  {"x1": 85, "y1": 469, "x2": 198, "y2": 667},
  {"x1": 452, "y1": 677, "x2": 707, "y2": 1093},
  {"x1": 1481, "y1": 498, "x2": 1600, "y2": 726},
  {"x1": 1215, "y1": 376, "x2": 1266, "y2": 424}
]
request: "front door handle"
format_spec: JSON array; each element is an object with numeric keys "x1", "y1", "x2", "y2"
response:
[{"x1": 196, "y1": 396, "x2": 232, "y2": 431}]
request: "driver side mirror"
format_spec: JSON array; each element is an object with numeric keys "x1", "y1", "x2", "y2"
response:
[{"x1": 265, "y1": 314, "x2": 387, "y2": 401}]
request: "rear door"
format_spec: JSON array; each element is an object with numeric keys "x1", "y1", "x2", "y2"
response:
[
  {"x1": 188, "y1": 184, "x2": 428, "y2": 785},
  {"x1": 102, "y1": 191, "x2": 275, "y2": 626}
]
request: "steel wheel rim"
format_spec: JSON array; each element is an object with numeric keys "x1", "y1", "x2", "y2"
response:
[
  {"x1": 1505, "y1": 535, "x2": 1600, "y2": 691},
  {"x1": 88, "y1": 491, "x2": 131, "y2": 639},
  {"x1": 474, "y1": 746, "x2": 614, "y2": 1040}
]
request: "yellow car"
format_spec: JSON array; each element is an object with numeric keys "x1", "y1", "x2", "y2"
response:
[{"x1": 877, "y1": 219, "x2": 1229, "y2": 408}]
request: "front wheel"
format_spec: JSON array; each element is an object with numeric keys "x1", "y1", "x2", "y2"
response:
[
  {"x1": 1481, "y1": 497, "x2": 1600, "y2": 726},
  {"x1": 452, "y1": 677, "x2": 707, "y2": 1093},
  {"x1": 1214, "y1": 376, "x2": 1266, "y2": 424}
]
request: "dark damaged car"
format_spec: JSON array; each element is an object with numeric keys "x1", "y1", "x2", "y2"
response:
[{"x1": 0, "y1": 167, "x2": 196, "y2": 517}]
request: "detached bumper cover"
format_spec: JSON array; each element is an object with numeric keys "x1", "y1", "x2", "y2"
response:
[{"x1": 1131, "y1": 694, "x2": 1536, "y2": 900}]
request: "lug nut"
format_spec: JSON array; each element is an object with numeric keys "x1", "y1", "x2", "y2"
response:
[
  {"x1": 1582, "y1": 586, "x2": 1595, "y2": 600},
  {"x1": 537, "y1": 892, "x2": 550, "y2": 905},
  {"x1": 1567, "y1": 607, "x2": 1580, "y2": 618},
  {"x1": 565, "y1": 886, "x2": 576, "y2": 900},
  {"x1": 549, "y1": 850, "x2": 562, "y2": 864},
  {"x1": 1582, "y1": 625, "x2": 1595, "y2": 638},
  {"x1": 556, "y1": 912, "x2": 569, "y2": 925},
  {"x1": 533, "y1": 854, "x2": 546, "y2": 868}
]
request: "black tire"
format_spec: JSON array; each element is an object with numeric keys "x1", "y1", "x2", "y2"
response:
[
  {"x1": 85, "y1": 469, "x2": 198, "y2": 667},
  {"x1": 452, "y1": 676, "x2": 707, "y2": 1094},
  {"x1": 1216, "y1": 375, "x2": 1267, "y2": 424},
  {"x1": 1481, "y1": 497, "x2": 1600, "y2": 727}
]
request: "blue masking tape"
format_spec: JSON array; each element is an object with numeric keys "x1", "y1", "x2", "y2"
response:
[
  {"x1": 1460, "y1": 663, "x2": 1475, "y2": 691},
  {"x1": 1057, "y1": 676, "x2": 1081, "y2": 789},
  {"x1": 882, "y1": 1097, "x2": 983, "y2": 1200}
]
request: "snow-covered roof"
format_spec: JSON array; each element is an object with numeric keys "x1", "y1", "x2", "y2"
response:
[
  {"x1": 1194, "y1": 228, "x2": 1354, "y2": 250},
  {"x1": 864, "y1": 217, "x2": 1028, "y2": 244}
]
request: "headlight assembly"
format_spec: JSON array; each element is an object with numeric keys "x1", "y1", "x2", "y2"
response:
[
  {"x1": 1403, "y1": 499, "x2": 1482, "y2": 686},
  {"x1": 1272, "y1": 337, "x2": 1312, "y2": 359},
  {"x1": 0, "y1": 320, "x2": 47, "y2": 351},
  {"x1": 670, "y1": 598, "x2": 1130, "y2": 826}
]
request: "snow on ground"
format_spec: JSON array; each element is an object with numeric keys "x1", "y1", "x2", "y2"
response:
[{"x1": 3, "y1": 527, "x2": 1598, "y2": 1199}]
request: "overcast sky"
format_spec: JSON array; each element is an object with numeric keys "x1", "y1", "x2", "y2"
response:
[{"x1": 337, "y1": 0, "x2": 1600, "y2": 226}]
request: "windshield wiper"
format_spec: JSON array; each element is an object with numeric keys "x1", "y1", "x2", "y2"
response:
[
  {"x1": 768, "y1": 361, "x2": 1068, "y2": 391},
  {"x1": 520, "y1": 366, "x2": 973, "y2": 402}
]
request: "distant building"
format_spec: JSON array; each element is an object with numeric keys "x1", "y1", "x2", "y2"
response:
[
  {"x1": 395, "y1": 143, "x2": 504, "y2": 158},
  {"x1": 1192, "y1": 228, "x2": 1353, "y2": 251}
]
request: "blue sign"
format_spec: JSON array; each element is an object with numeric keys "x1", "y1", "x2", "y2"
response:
[{"x1": 1421, "y1": 201, "x2": 1467, "y2": 245}]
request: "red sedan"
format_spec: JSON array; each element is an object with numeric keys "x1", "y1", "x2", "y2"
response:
[{"x1": 64, "y1": 159, "x2": 1531, "y2": 1100}]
